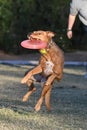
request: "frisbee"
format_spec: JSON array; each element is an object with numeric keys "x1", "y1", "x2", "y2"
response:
[{"x1": 21, "y1": 40, "x2": 47, "y2": 49}]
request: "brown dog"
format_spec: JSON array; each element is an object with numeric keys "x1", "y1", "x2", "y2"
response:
[{"x1": 21, "y1": 30, "x2": 64, "y2": 111}]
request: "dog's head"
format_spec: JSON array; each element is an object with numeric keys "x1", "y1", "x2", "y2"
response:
[{"x1": 27, "y1": 30, "x2": 55, "y2": 44}]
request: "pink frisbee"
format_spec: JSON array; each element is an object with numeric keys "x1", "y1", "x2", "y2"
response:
[{"x1": 21, "y1": 40, "x2": 47, "y2": 49}]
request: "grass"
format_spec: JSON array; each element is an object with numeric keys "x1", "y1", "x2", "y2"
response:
[{"x1": 0, "y1": 64, "x2": 87, "y2": 130}]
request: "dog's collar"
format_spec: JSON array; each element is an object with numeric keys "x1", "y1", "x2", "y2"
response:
[
  {"x1": 39, "y1": 39, "x2": 55, "y2": 59},
  {"x1": 39, "y1": 49, "x2": 47, "y2": 54},
  {"x1": 39, "y1": 39, "x2": 53, "y2": 54}
]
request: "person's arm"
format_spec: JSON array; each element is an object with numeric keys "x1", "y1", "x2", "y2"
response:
[{"x1": 67, "y1": 14, "x2": 76, "y2": 39}]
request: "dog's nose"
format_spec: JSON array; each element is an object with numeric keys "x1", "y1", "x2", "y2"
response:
[{"x1": 27, "y1": 32, "x2": 32, "y2": 38}]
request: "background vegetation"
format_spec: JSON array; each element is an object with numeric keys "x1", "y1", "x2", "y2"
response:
[{"x1": 0, "y1": 0, "x2": 87, "y2": 54}]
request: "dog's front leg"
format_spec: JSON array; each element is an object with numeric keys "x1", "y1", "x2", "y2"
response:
[
  {"x1": 45, "y1": 73, "x2": 56, "y2": 86},
  {"x1": 23, "y1": 83, "x2": 36, "y2": 102},
  {"x1": 21, "y1": 65, "x2": 42, "y2": 84},
  {"x1": 35, "y1": 74, "x2": 56, "y2": 111}
]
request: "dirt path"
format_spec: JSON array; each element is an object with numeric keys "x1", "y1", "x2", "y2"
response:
[{"x1": 0, "y1": 50, "x2": 87, "y2": 61}]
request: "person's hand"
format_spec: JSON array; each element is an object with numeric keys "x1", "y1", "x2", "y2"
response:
[{"x1": 67, "y1": 30, "x2": 72, "y2": 39}]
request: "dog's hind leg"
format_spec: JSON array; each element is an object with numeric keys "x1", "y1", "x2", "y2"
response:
[
  {"x1": 45, "y1": 85, "x2": 52, "y2": 111},
  {"x1": 22, "y1": 81, "x2": 36, "y2": 102},
  {"x1": 35, "y1": 84, "x2": 52, "y2": 112},
  {"x1": 35, "y1": 74, "x2": 56, "y2": 111}
]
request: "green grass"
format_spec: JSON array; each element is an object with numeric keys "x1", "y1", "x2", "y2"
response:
[{"x1": 0, "y1": 64, "x2": 87, "y2": 130}]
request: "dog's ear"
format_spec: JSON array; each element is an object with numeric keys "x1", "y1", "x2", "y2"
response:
[{"x1": 46, "y1": 31, "x2": 55, "y2": 38}]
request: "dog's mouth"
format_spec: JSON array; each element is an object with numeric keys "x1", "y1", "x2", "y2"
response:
[
  {"x1": 29, "y1": 37, "x2": 41, "y2": 41},
  {"x1": 27, "y1": 34, "x2": 41, "y2": 41}
]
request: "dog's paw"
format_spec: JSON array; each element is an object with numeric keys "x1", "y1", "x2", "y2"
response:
[
  {"x1": 22, "y1": 96, "x2": 28, "y2": 102},
  {"x1": 21, "y1": 79, "x2": 27, "y2": 84},
  {"x1": 34, "y1": 104, "x2": 41, "y2": 112},
  {"x1": 34, "y1": 98, "x2": 43, "y2": 112}
]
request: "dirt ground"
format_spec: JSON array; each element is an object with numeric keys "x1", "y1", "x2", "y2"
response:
[
  {"x1": 0, "y1": 64, "x2": 87, "y2": 130},
  {"x1": 0, "y1": 50, "x2": 87, "y2": 61},
  {"x1": 0, "y1": 50, "x2": 87, "y2": 130}
]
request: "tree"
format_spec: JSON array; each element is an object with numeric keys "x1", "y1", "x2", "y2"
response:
[{"x1": 0, "y1": 0, "x2": 73, "y2": 53}]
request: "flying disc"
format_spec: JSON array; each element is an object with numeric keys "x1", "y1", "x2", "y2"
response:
[{"x1": 21, "y1": 40, "x2": 47, "y2": 49}]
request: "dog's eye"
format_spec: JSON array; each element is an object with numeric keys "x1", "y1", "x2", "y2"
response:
[{"x1": 38, "y1": 33, "x2": 41, "y2": 35}]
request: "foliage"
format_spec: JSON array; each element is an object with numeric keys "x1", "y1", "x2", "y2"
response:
[
  {"x1": 71, "y1": 19, "x2": 87, "y2": 50},
  {"x1": 1, "y1": 0, "x2": 85, "y2": 54},
  {"x1": 0, "y1": 0, "x2": 37, "y2": 53}
]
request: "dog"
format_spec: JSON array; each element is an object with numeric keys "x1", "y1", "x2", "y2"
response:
[{"x1": 21, "y1": 30, "x2": 64, "y2": 111}]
